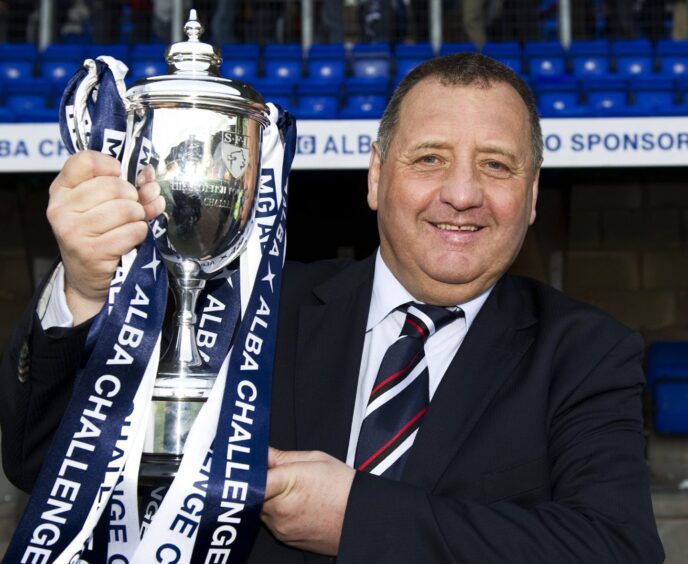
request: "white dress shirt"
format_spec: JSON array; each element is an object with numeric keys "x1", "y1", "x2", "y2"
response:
[{"x1": 345, "y1": 251, "x2": 492, "y2": 466}]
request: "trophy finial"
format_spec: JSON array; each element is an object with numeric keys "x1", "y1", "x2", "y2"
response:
[{"x1": 184, "y1": 9, "x2": 204, "y2": 42}]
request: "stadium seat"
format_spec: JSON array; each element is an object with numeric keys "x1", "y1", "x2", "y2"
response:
[
  {"x1": 251, "y1": 78, "x2": 294, "y2": 110},
  {"x1": 351, "y1": 42, "x2": 391, "y2": 81},
  {"x1": 570, "y1": 39, "x2": 611, "y2": 78},
  {"x1": 42, "y1": 43, "x2": 86, "y2": 62},
  {"x1": 656, "y1": 40, "x2": 688, "y2": 79},
  {"x1": 305, "y1": 43, "x2": 346, "y2": 84},
  {"x1": 524, "y1": 41, "x2": 567, "y2": 79},
  {"x1": 41, "y1": 60, "x2": 80, "y2": 90},
  {"x1": 130, "y1": 60, "x2": 167, "y2": 82},
  {"x1": 582, "y1": 79, "x2": 631, "y2": 116},
  {"x1": 482, "y1": 41, "x2": 523, "y2": 75},
  {"x1": 5, "y1": 95, "x2": 56, "y2": 122},
  {"x1": 294, "y1": 82, "x2": 340, "y2": 119},
  {"x1": 221, "y1": 60, "x2": 258, "y2": 81},
  {"x1": 219, "y1": 43, "x2": 260, "y2": 82},
  {"x1": 85, "y1": 43, "x2": 129, "y2": 64},
  {"x1": 535, "y1": 80, "x2": 582, "y2": 117},
  {"x1": 611, "y1": 39, "x2": 655, "y2": 77},
  {"x1": 647, "y1": 341, "x2": 688, "y2": 434},
  {"x1": 264, "y1": 43, "x2": 303, "y2": 83},
  {"x1": 0, "y1": 61, "x2": 33, "y2": 82},
  {"x1": 439, "y1": 42, "x2": 477, "y2": 56},
  {"x1": 339, "y1": 94, "x2": 386, "y2": 119},
  {"x1": 394, "y1": 42, "x2": 433, "y2": 82},
  {"x1": 130, "y1": 43, "x2": 166, "y2": 61},
  {"x1": 0, "y1": 107, "x2": 14, "y2": 123},
  {"x1": 0, "y1": 43, "x2": 37, "y2": 62},
  {"x1": 630, "y1": 78, "x2": 677, "y2": 115}
]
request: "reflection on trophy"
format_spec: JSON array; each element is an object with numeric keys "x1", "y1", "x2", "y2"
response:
[{"x1": 117, "y1": 10, "x2": 270, "y2": 485}]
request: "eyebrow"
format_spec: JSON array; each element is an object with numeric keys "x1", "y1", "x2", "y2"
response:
[{"x1": 407, "y1": 140, "x2": 523, "y2": 164}]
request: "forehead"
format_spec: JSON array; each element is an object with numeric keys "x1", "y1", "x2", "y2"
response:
[{"x1": 394, "y1": 79, "x2": 531, "y2": 153}]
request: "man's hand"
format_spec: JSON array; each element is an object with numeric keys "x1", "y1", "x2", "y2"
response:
[
  {"x1": 262, "y1": 447, "x2": 356, "y2": 556},
  {"x1": 46, "y1": 151, "x2": 164, "y2": 324}
]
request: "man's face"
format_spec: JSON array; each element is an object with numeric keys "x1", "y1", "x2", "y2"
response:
[{"x1": 368, "y1": 78, "x2": 539, "y2": 305}]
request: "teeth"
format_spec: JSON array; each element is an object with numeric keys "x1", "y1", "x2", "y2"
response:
[{"x1": 436, "y1": 223, "x2": 478, "y2": 232}]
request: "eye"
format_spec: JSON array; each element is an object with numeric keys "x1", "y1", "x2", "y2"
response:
[
  {"x1": 415, "y1": 154, "x2": 440, "y2": 165},
  {"x1": 482, "y1": 159, "x2": 512, "y2": 177}
]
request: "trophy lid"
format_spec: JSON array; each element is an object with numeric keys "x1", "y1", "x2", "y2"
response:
[{"x1": 126, "y1": 10, "x2": 269, "y2": 126}]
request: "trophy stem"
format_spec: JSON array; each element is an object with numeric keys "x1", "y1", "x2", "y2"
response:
[
  {"x1": 141, "y1": 260, "x2": 216, "y2": 486},
  {"x1": 158, "y1": 272, "x2": 207, "y2": 375}
]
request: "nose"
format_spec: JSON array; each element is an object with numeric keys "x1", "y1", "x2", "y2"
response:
[{"x1": 438, "y1": 160, "x2": 484, "y2": 210}]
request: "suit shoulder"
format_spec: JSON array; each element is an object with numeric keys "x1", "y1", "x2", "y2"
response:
[
  {"x1": 508, "y1": 275, "x2": 635, "y2": 341},
  {"x1": 281, "y1": 258, "x2": 357, "y2": 298}
]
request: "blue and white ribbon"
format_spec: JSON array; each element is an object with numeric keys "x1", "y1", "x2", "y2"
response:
[{"x1": 5, "y1": 57, "x2": 295, "y2": 564}]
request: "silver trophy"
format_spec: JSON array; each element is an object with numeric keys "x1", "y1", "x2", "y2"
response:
[{"x1": 77, "y1": 11, "x2": 270, "y2": 484}]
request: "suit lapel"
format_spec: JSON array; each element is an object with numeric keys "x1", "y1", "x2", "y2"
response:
[
  {"x1": 404, "y1": 276, "x2": 537, "y2": 489},
  {"x1": 294, "y1": 257, "x2": 375, "y2": 461}
]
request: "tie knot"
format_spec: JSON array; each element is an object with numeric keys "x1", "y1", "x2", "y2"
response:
[{"x1": 401, "y1": 302, "x2": 461, "y2": 341}]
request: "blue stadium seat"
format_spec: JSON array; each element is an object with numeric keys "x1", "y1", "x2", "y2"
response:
[
  {"x1": 0, "y1": 43, "x2": 37, "y2": 62},
  {"x1": 251, "y1": 79, "x2": 294, "y2": 110},
  {"x1": 439, "y1": 42, "x2": 477, "y2": 56},
  {"x1": 351, "y1": 42, "x2": 391, "y2": 81},
  {"x1": 524, "y1": 41, "x2": 566, "y2": 79},
  {"x1": 41, "y1": 60, "x2": 80, "y2": 89},
  {"x1": 394, "y1": 43, "x2": 433, "y2": 82},
  {"x1": 648, "y1": 341, "x2": 688, "y2": 434},
  {"x1": 582, "y1": 79, "x2": 631, "y2": 116},
  {"x1": 306, "y1": 43, "x2": 346, "y2": 83},
  {"x1": 395, "y1": 42, "x2": 434, "y2": 59},
  {"x1": 0, "y1": 62, "x2": 51, "y2": 97},
  {"x1": 130, "y1": 43, "x2": 166, "y2": 61},
  {"x1": 570, "y1": 39, "x2": 611, "y2": 78},
  {"x1": 482, "y1": 41, "x2": 523, "y2": 75},
  {"x1": 339, "y1": 94, "x2": 386, "y2": 119},
  {"x1": 656, "y1": 40, "x2": 688, "y2": 79},
  {"x1": 220, "y1": 43, "x2": 260, "y2": 82},
  {"x1": 611, "y1": 39, "x2": 655, "y2": 78},
  {"x1": 220, "y1": 43, "x2": 260, "y2": 60},
  {"x1": 6, "y1": 95, "x2": 56, "y2": 122},
  {"x1": 308, "y1": 43, "x2": 346, "y2": 59},
  {"x1": 293, "y1": 83, "x2": 339, "y2": 119},
  {"x1": 0, "y1": 61, "x2": 33, "y2": 82},
  {"x1": 0, "y1": 107, "x2": 14, "y2": 123},
  {"x1": 630, "y1": 78, "x2": 677, "y2": 115},
  {"x1": 263, "y1": 43, "x2": 303, "y2": 83},
  {"x1": 42, "y1": 43, "x2": 86, "y2": 62},
  {"x1": 130, "y1": 60, "x2": 167, "y2": 82},
  {"x1": 307, "y1": 59, "x2": 345, "y2": 82},
  {"x1": 85, "y1": 43, "x2": 129, "y2": 64},
  {"x1": 221, "y1": 60, "x2": 258, "y2": 81},
  {"x1": 535, "y1": 80, "x2": 582, "y2": 117}
]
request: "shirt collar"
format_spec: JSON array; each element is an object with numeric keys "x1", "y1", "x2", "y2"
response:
[{"x1": 367, "y1": 248, "x2": 493, "y2": 332}]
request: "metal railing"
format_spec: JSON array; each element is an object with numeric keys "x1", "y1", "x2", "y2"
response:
[{"x1": 12, "y1": 1, "x2": 671, "y2": 52}]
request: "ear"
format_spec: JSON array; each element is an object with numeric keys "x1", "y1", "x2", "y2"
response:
[
  {"x1": 528, "y1": 170, "x2": 540, "y2": 225},
  {"x1": 367, "y1": 142, "x2": 381, "y2": 211}
]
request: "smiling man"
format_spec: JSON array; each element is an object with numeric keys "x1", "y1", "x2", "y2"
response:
[{"x1": 0, "y1": 53, "x2": 664, "y2": 563}]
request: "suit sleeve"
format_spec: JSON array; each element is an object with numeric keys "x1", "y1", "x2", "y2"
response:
[
  {"x1": 0, "y1": 287, "x2": 88, "y2": 492},
  {"x1": 338, "y1": 331, "x2": 664, "y2": 564}
]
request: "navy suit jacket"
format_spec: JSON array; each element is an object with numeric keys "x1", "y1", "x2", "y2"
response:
[{"x1": 0, "y1": 256, "x2": 664, "y2": 563}]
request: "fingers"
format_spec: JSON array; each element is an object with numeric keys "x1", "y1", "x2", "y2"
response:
[
  {"x1": 264, "y1": 465, "x2": 294, "y2": 502},
  {"x1": 51, "y1": 151, "x2": 121, "y2": 194},
  {"x1": 268, "y1": 447, "x2": 332, "y2": 468},
  {"x1": 136, "y1": 166, "x2": 165, "y2": 221}
]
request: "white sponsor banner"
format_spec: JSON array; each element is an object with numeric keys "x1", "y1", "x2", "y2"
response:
[{"x1": 3, "y1": 117, "x2": 688, "y2": 172}]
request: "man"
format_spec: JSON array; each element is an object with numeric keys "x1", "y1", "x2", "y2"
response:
[{"x1": 0, "y1": 53, "x2": 663, "y2": 562}]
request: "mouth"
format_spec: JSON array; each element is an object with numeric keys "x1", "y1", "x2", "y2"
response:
[{"x1": 433, "y1": 222, "x2": 482, "y2": 232}]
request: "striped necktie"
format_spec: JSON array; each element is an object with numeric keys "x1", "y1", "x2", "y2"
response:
[{"x1": 354, "y1": 302, "x2": 462, "y2": 479}]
